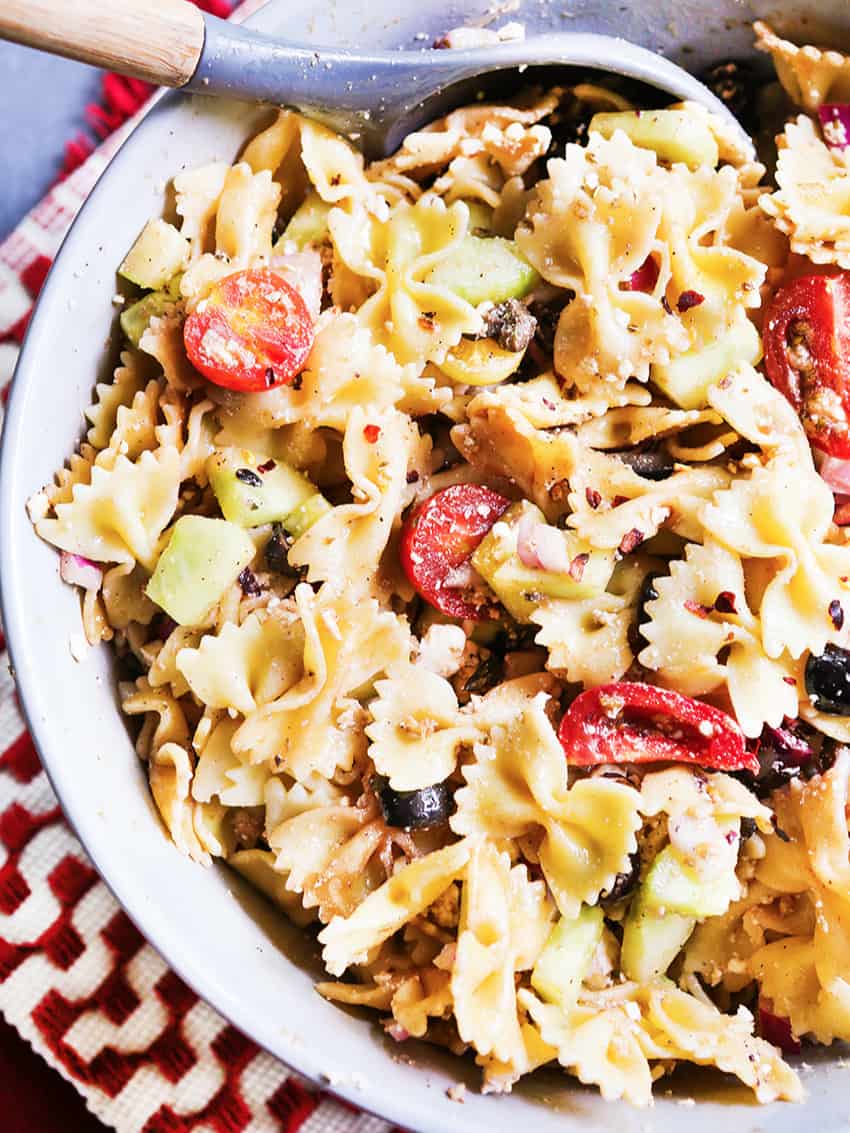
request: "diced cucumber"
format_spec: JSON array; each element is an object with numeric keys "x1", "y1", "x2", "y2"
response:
[
  {"x1": 641, "y1": 839, "x2": 739, "y2": 919},
  {"x1": 589, "y1": 110, "x2": 719, "y2": 170},
  {"x1": 207, "y1": 448, "x2": 317, "y2": 529},
  {"x1": 425, "y1": 235, "x2": 539, "y2": 306},
  {"x1": 471, "y1": 500, "x2": 615, "y2": 622},
  {"x1": 652, "y1": 316, "x2": 761, "y2": 410},
  {"x1": 119, "y1": 218, "x2": 190, "y2": 291},
  {"x1": 284, "y1": 492, "x2": 332, "y2": 539},
  {"x1": 440, "y1": 336, "x2": 524, "y2": 387},
  {"x1": 531, "y1": 906, "x2": 604, "y2": 1011},
  {"x1": 146, "y1": 516, "x2": 255, "y2": 626},
  {"x1": 462, "y1": 200, "x2": 494, "y2": 234},
  {"x1": 621, "y1": 895, "x2": 695, "y2": 982},
  {"x1": 120, "y1": 291, "x2": 177, "y2": 347},
  {"x1": 280, "y1": 192, "x2": 332, "y2": 250}
]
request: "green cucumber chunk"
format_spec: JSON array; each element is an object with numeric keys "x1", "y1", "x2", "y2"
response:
[
  {"x1": 471, "y1": 500, "x2": 615, "y2": 622},
  {"x1": 531, "y1": 905, "x2": 604, "y2": 1010},
  {"x1": 120, "y1": 290, "x2": 178, "y2": 347},
  {"x1": 284, "y1": 492, "x2": 333, "y2": 539},
  {"x1": 652, "y1": 317, "x2": 762, "y2": 410},
  {"x1": 425, "y1": 235, "x2": 539, "y2": 306},
  {"x1": 207, "y1": 448, "x2": 318, "y2": 529},
  {"x1": 641, "y1": 838, "x2": 739, "y2": 919},
  {"x1": 146, "y1": 516, "x2": 255, "y2": 626},
  {"x1": 589, "y1": 110, "x2": 719, "y2": 170},
  {"x1": 280, "y1": 192, "x2": 332, "y2": 250},
  {"x1": 621, "y1": 895, "x2": 695, "y2": 982},
  {"x1": 119, "y1": 218, "x2": 190, "y2": 291}
]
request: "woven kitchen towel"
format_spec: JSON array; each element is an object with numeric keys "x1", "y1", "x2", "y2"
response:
[{"x1": 0, "y1": 6, "x2": 398, "y2": 1131}]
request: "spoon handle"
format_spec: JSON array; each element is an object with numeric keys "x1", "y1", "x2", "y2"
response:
[{"x1": 0, "y1": 0, "x2": 205, "y2": 87}]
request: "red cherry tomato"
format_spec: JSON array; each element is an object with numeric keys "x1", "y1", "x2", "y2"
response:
[
  {"x1": 183, "y1": 268, "x2": 314, "y2": 392},
  {"x1": 758, "y1": 999, "x2": 801, "y2": 1054},
  {"x1": 558, "y1": 681, "x2": 756, "y2": 772},
  {"x1": 764, "y1": 272, "x2": 850, "y2": 457},
  {"x1": 400, "y1": 484, "x2": 510, "y2": 620},
  {"x1": 621, "y1": 255, "x2": 659, "y2": 293}
]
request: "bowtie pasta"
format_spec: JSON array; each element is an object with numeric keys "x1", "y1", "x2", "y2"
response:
[{"x1": 33, "y1": 20, "x2": 850, "y2": 1108}]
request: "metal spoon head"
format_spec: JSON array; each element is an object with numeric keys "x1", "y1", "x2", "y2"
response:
[{"x1": 192, "y1": 21, "x2": 755, "y2": 160}]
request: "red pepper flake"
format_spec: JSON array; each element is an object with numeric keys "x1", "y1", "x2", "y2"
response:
[
  {"x1": 585, "y1": 487, "x2": 602, "y2": 510},
  {"x1": 684, "y1": 598, "x2": 712, "y2": 619},
  {"x1": 612, "y1": 495, "x2": 629, "y2": 508},
  {"x1": 569, "y1": 553, "x2": 590, "y2": 581},
  {"x1": 783, "y1": 676, "x2": 797, "y2": 686},
  {"x1": 618, "y1": 528, "x2": 644, "y2": 555},
  {"x1": 363, "y1": 424, "x2": 381, "y2": 443},
  {"x1": 829, "y1": 598, "x2": 845, "y2": 630},
  {"x1": 406, "y1": 470, "x2": 420, "y2": 484},
  {"x1": 418, "y1": 312, "x2": 436, "y2": 331},
  {"x1": 677, "y1": 290, "x2": 705, "y2": 312},
  {"x1": 714, "y1": 590, "x2": 738, "y2": 614},
  {"x1": 257, "y1": 459, "x2": 276, "y2": 473}
]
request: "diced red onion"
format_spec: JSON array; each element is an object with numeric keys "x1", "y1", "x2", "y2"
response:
[
  {"x1": 622, "y1": 254, "x2": 660, "y2": 294},
  {"x1": 269, "y1": 249, "x2": 323, "y2": 321},
  {"x1": 758, "y1": 999, "x2": 801, "y2": 1054},
  {"x1": 759, "y1": 723, "x2": 814, "y2": 769},
  {"x1": 818, "y1": 104, "x2": 850, "y2": 151},
  {"x1": 819, "y1": 455, "x2": 850, "y2": 495},
  {"x1": 516, "y1": 514, "x2": 572, "y2": 573},
  {"x1": 835, "y1": 495, "x2": 850, "y2": 526},
  {"x1": 59, "y1": 552, "x2": 103, "y2": 590},
  {"x1": 385, "y1": 1022, "x2": 410, "y2": 1043}
]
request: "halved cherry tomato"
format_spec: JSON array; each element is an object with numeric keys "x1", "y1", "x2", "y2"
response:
[
  {"x1": 758, "y1": 999, "x2": 801, "y2": 1054},
  {"x1": 764, "y1": 272, "x2": 850, "y2": 457},
  {"x1": 558, "y1": 681, "x2": 756, "y2": 772},
  {"x1": 184, "y1": 268, "x2": 314, "y2": 392},
  {"x1": 400, "y1": 484, "x2": 510, "y2": 620},
  {"x1": 621, "y1": 254, "x2": 659, "y2": 294}
]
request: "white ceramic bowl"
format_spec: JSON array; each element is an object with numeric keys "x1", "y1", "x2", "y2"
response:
[{"x1": 3, "y1": 2, "x2": 850, "y2": 1130}]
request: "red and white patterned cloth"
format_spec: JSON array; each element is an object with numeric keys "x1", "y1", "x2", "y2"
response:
[{"x1": 0, "y1": 5, "x2": 398, "y2": 1131}]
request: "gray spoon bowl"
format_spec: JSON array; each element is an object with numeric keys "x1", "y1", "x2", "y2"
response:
[{"x1": 192, "y1": 18, "x2": 754, "y2": 158}]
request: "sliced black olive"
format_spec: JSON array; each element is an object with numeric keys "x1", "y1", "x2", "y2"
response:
[
  {"x1": 805, "y1": 644, "x2": 850, "y2": 715},
  {"x1": 615, "y1": 448, "x2": 675, "y2": 481},
  {"x1": 601, "y1": 852, "x2": 640, "y2": 902},
  {"x1": 463, "y1": 652, "x2": 505, "y2": 695},
  {"x1": 482, "y1": 299, "x2": 537, "y2": 354},
  {"x1": 238, "y1": 567, "x2": 262, "y2": 597},
  {"x1": 699, "y1": 59, "x2": 765, "y2": 133},
  {"x1": 739, "y1": 817, "x2": 757, "y2": 840},
  {"x1": 629, "y1": 570, "x2": 662, "y2": 655},
  {"x1": 236, "y1": 467, "x2": 264, "y2": 488},
  {"x1": 736, "y1": 719, "x2": 834, "y2": 798},
  {"x1": 374, "y1": 776, "x2": 453, "y2": 830},
  {"x1": 264, "y1": 522, "x2": 304, "y2": 578}
]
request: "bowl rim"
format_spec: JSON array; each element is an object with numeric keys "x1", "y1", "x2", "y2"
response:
[{"x1": 0, "y1": 83, "x2": 427, "y2": 1130}]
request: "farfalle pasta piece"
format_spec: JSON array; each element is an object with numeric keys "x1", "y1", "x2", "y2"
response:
[
  {"x1": 516, "y1": 130, "x2": 765, "y2": 393},
  {"x1": 289, "y1": 406, "x2": 425, "y2": 594},
  {"x1": 233, "y1": 584, "x2": 410, "y2": 780},
  {"x1": 319, "y1": 838, "x2": 475, "y2": 976},
  {"x1": 173, "y1": 161, "x2": 229, "y2": 254},
  {"x1": 139, "y1": 311, "x2": 202, "y2": 392},
  {"x1": 754, "y1": 21, "x2": 850, "y2": 111},
  {"x1": 640, "y1": 765, "x2": 772, "y2": 828},
  {"x1": 177, "y1": 611, "x2": 304, "y2": 715},
  {"x1": 191, "y1": 716, "x2": 270, "y2": 808},
  {"x1": 760, "y1": 115, "x2": 850, "y2": 269},
  {"x1": 35, "y1": 447, "x2": 181, "y2": 569},
  {"x1": 101, "y1": 562, "x2": 156, "y2": 629},
  {"x1": 121, "y1": 679, "x2": 190, "y2": 759},
  {"x1": 85, "y1": 350, "x2": 152, "y2": 449},
  {"x1": 706, "y1": 362, "x2": 810, "y2": 464},
  {"x1": 366, "y1": 665, "x2": 478, "y2": 791},
  {"x1": 228, "y1": 848, "x2": 316, "y2": 927},
  {"x1": 702, "y1": 457, "x2": 850, "y2": 659},
  {"x1": 533, "y1": 556, "x2": 660, "y2": 687},
  {"x1": 638, "y1": 539, "x2": 798, "y2": 736},
  {"x1": 148, "y1": 741, "x2": 213, "y2": 865},
  {"x1": 519, "y1": 989, "x2": 654, "y2": 1104},
  {"x1": 329, "y1": 195, "x2": 482, "y2": 365},
  {"x1": 452, "y1": 842, "x2": 553, "y2": 1067},
  {"x1": 452, "y1": 695, "x2": 641, "y2": 916},
  {"x1": 478, "y1": 372, "x2": 652, "y2": 432}
]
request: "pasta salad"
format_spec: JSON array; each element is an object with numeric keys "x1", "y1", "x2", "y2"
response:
[{"x1": 29, "y1": 20, "x2": 850, "y2": 1106}]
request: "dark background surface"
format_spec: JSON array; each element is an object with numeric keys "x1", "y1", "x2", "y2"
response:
[{"x1": 0, "y1": 41, "x2": 102, "y2": 240}]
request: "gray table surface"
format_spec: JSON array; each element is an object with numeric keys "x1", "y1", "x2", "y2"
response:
[{"x1": 0, "y1": 42, "x2": 102, "y2": 242}]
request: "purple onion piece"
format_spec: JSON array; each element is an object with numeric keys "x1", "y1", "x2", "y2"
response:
[
  {"x1": 818, "y1": 104, "x2": 850, "y2": 151},
  {"x1": 59, "y1": 551, "x2": 103, "y2": 591},
  {"x1": 760, "y1": 723, "x2": 815, "y2": 768}
]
